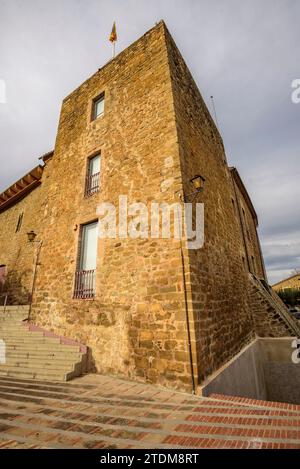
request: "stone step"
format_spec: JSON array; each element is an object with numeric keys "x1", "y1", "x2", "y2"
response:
[
  {"x1": 0, "y1": 311, "x2": 28, "y2": 314},
  {"x1": 0, "y1": 324, "x2": 38, "y2": 328},
  {"x1": 0, "y1": 330, "x2": 58, "y2": 337},
  {"x1": 0, "y1": 316, "x2": 29, "y2": 320},
  {"x1": 0, "y1": 314, "x2": 28, "y2": 319},
  {"x1": 0, "y1": 316, "x2": 27, "y2": 320},
  {"x1": 0, "y1": 319, "x2": 28, "y2": 324},
  {"x1": 209, "y1": 393, "x2": 300, "y2": 412},
  {"x1": 0, "y1": 324, "x2": 28, "y2": 328},
  {"x1": 0, "y1": 331, "x2": 45, "y2": 337},
  {"x1": 0, "y1": 368, "x2": 75, "y2": 381},
  {"x1": 0, "y1": 337, "x2": 61, "y2": 344},
  {"x1": 4, "y1": 357, "x2": 82, "y2": 368},
  {"x1": 0, "y1": 305, "x2": 86, "y2": 382},
  {"x1": 0, "y1": 312, "x2": 29, "y2": 316},
  {"x1": 0, "y1": 323, "x2": 27, "y2": 326},
  {"x1": 0, "y1": 314, "x2": 28, "y2": 318},
  {"x1": 0, "y1": 362, "x2": 77, "y2": 373},
  {"x1": 6, "y1": 350, "x2": 83, "y2": 360},
  {"x1": 5, "y1": 343, "x2": 81, "y2": 352}
]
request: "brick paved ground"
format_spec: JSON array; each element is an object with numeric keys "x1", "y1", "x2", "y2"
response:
[{"x1": 0, "y1": 374, "x2": 299, "y2": 449}]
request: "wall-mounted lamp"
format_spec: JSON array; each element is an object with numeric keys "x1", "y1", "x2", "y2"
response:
[
  {"x1": 183, "y1": 174, "x2": 206, "y2": 202},
  {"x1": 27, "y1": 230, "x2": 37, "y2": 243},
  {"x1": 190, "y1": 175, "x2": 206, "y2": 193}
]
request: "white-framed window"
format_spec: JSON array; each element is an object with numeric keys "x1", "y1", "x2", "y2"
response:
[
  {"x1": 85, "y1": 153, "x2": 101, "y2": 197},
  {"x1": 74, "y1": 221, "x2": 98, "y2": 299},
  {"x1": 92, "y1": 93, "x2": 105, "y2": 120}
]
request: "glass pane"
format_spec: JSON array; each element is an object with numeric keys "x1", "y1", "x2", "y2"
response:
[
  {"x1": 80, "y1": 222, "x2": 98, "y2": 271},
  {"x1": 94, "y1": 95, "x2": 104, "y2": 118},
  {"x1": 89, "y1": 155, "x2": 101, "y2": 176}
]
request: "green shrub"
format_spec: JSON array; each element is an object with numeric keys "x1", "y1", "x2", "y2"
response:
[{"x1": 278, "y1": 288, "x2": 300, "y2": 306}]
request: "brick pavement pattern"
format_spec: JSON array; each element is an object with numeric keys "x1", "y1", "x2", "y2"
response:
[{"x1": 0, "y1": 374, "x2": 299, "y2": 449}]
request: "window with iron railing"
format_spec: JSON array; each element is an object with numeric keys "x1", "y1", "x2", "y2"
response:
[
  {"x1": 74, "y1": 269, "x2": 96, "y2": 299},
  {"x1": 85, "y1": 154, "x2": 101, "y2": 197},
  {"x1": 73, "y1": 222, "x2": 98, "y2": 299}
]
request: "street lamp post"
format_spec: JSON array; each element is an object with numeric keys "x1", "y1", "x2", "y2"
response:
[{"x1": 27, "y1": 231, "x2": 43, "y2": 322}]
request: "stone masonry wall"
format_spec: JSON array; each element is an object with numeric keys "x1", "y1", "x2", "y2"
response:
[
  {"x1": 30, "y1": 22, "x2": 195, "y2": 390},
  {"x1": 0, "y1": 185, "x2": 45, "y2": 304},
  {"x1": 273, "y1": 274, "x2": 300, "y2": 291},
  {"x1": 165, "y1": 28, "x2": 257, "y2": 383},
  {"x1": 231, "y1": 175, "x2": 266, "y2": 279}
]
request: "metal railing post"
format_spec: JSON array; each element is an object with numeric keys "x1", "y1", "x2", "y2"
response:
[{"x1": 3, "y1": 294, "x2": 7, "y2": 314}]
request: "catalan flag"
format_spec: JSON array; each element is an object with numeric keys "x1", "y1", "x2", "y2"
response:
[{"x1": 109, "y1": 22, "x2": 117, "y2": 43}]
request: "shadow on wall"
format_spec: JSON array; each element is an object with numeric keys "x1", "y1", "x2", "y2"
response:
[{"x1": 0, "y1": 270, "x2": 31, "y2": 306}]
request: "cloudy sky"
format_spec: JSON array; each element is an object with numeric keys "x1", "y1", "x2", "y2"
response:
[{"x1": 0, "y1": 0, "x2": 299, "y2": 284}]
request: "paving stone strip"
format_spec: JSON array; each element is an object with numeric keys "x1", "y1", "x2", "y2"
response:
[
  {"x1": 0, "y1": 381, "x2": 299, "y2": 420},
  {"x1": 0, "y1": 403, "x2": 299, "y2": 438},
  {"x1": 0, "y1": 382, "x2": 195, "y2": 409},
  {"x1": 1, "y1": 376, "x2": 294, "y2": 414},
  {"x1": 1, "y1": 392, "x2": 299, "y2": 429},
  {"x1": 0, "y1": 414, "x2": 299, "y2": 449},
  {"x1": 210, "y1": 393, "x2": 300, "y2": 412},
  {"x1": 0, "y1": 376, "x2": 189, "y2": 403},
  {"x1": 1, "y1": 390, "x2": 298, "y2": 429},
  {"x1": 0, "y1": 417, "x2": 187, "y2": 449},
  {"x1": 0, "y1": 385, "x2": 286, "y2": 420}
]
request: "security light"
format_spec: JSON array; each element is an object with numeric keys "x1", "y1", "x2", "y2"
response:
[{"x1": 190, "y1": 175, "x2": 206, "y2": 192}]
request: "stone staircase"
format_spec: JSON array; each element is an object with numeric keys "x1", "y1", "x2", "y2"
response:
[{"x1": 0, "y1": 305, "x2": 87, "y2": 381}]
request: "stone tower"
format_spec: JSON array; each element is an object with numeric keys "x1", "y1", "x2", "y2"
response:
[{"x1": 1, "y1": 21, "x2": 298, "y2": 392}]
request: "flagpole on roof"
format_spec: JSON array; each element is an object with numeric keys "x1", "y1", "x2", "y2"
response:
[{"x1": 109, "y1": 22, "x2": 117, "y2": 59}]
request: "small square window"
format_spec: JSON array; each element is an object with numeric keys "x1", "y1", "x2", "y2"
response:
[{"x1": 92, "y1": 93, "x2": 105, "y2": 120}]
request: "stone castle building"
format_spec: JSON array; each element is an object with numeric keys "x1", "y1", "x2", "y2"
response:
[
  {"x1": 273, "y1": 273, "x2": 300, "y2": 292},
  {"x1": 1, "y1": 21, "x2": 299, "y2": 393}
]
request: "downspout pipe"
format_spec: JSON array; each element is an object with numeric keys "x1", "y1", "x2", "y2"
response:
[{"x1": 178, "y1": 193, "x2": 196, "y2": 395}]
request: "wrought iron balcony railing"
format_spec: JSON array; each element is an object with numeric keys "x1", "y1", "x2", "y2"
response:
[
  {"x1": 73, "y1": 270, "x2": 96, "y2": 299},
  {"x1": 85, "y1": 172, "x2": 100, "y2": 197}
]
